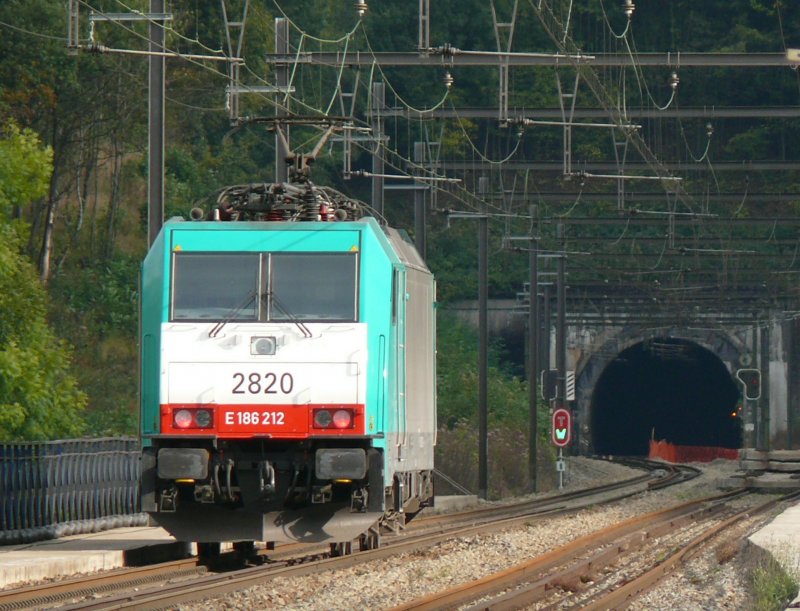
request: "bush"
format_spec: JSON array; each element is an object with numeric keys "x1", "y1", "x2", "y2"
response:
[
  {"x1": 751, "y1": 554, "x2": 799, "y2": 611},
  {"x1": 47, "y1": 255, "x2": 139, "y2": 437},
  {"x1": 435, "y1": 420, "x2": 556, "y2": 500},
  {"x1": 0, "y1": 124, "x2": 87, "y2": 440}
]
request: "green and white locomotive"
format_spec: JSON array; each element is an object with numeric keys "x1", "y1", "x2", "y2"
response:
[{"x1": 139, "y1": 181, "x2": 435, "y2": 551}]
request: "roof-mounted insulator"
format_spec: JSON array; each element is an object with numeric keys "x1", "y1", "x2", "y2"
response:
[{"x1": 623, "y1": 0, "x2": 635, "y2": 18}]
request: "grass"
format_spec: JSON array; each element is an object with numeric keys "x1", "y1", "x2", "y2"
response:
[
  {"x1": 750, "y1": 552, "x2": 799, "y2": 611},
  {"x1": 434, "y1": 420, "x2": 556, "y2": 499}
]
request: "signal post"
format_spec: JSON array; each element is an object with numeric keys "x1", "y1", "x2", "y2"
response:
[
  {"x1": 552, "y1": 407, "x2": 571, "y2": 489},
  {"x1": 736, "y1": 368, "x2": 762, "y2": 449}
]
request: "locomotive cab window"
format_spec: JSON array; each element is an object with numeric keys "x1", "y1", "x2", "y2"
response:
[
  {"x1": 170, "y1": 251, "x2": 358, "y2": 322},
  {"x1": 269, "y1": 253, "x2": 358, "y2": 322},
  {"x1": 171, "y1": 253, "x2": 260, "y2": 321}
]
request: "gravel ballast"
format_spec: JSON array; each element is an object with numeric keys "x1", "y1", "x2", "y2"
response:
[{"x1": 180, "y1": 458, "x2": 798, "y2": 611}]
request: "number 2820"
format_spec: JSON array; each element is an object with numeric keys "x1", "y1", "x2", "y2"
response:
[{"x1": 232, "y1": 372, "x2": 294, "y2": 395}]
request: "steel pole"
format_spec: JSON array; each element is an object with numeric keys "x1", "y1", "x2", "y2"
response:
[
  {"x1": 748, "y1": 320, "x2": 758, "y2": 449},
  {"x1": 556, "y1": 224, "x2": 567, "y2": 407},
  {"x1": 371, "y1": 82, "x2": 385, "y2": 217},
  {"x1": 275, "y1": 18, "x2": 289, "y2": 183},
  {"x1": 528, "y1": 237, "x2": 539, "y2": 493},
  {"x1": 413, "y1": 142, "x2": 427, "y2": 260},
  {"x1": 478, "y1": 215, "x2": 489, "y2": 500},
  {"x1": 147, "y1": 0, "x2": 165, "y2": 246},
  {"x1": 760, "y1": 323, "x2": 771, "y2": 451},
  {"x1": 542, "y1": 284, "x2": 551, "y2": 376}
]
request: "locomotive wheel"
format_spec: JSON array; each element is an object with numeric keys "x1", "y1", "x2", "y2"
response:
[
  {"x1": 358, "y1": 531, "x2": 380, "y2": 551},
  {"x1": 196, "y1": 542, "x2": 221, "y2": 563},
  {"x1": 329, "y1": 541, "x2": 353, "y2": 557},
  {"x1": 233, "y1": 540, "x2": 263, "y2": 564}
]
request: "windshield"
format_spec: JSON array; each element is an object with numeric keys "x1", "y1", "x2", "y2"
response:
[
  {"x1": 170, "y1": 251, "x2": 358, "y2": 322},
  {"x1": 270, "y1": 253, "x2": 358, "y2": 322},
  {"x1": 172, "y1": 253, "x2": 259, "y2": 320}
]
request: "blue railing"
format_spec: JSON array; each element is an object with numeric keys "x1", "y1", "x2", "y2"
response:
[{"x1": 0, "y1": 438, "x2": 147, "y2": 545}]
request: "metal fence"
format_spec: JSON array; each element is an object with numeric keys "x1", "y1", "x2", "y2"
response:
[{"x1": 0, "y1": 438, "x2": 147, "y2": 545}]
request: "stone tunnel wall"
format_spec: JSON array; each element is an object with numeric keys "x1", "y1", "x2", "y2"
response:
[{"x1": 448, "y1": 300, "x2": 800, "y2": 451}]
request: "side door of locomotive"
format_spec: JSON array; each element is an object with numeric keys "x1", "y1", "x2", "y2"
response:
[{"x1": 392, "y1": 266, "x2": 408, "y2": 460}]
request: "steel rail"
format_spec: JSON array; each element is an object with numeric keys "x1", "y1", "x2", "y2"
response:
[
  {"x1": 581, "y1": 489, "x2": 800, "y2": 610},
  {"x1": 0, "y1": 465, "x2": 708, "y2": 610},
  {"x1": 390, "y1": 486, "x2": 749, "y2": 611},
  {"x1": 0, "y1": 557, "x2": 202, "y2": 610},
  {"x1": 410, "y1": 469, "x2": 652, "y2": 530},
  {"x1": 471, "y1": 497, "x2": 749, "y2": 610},
  {"x1": 57, "y1": 461, "x2": 680, "y2": 610}
]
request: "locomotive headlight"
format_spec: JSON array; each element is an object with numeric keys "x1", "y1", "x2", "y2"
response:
[
  {"x1": 174, "y1": 409, "x2": 193, "y2": 429},
  {"x1": 194, "y1": 409, "x2": 212, "y2": 428},
  {"x1": 332, "y1": 409, "x2": 353, "y2": 429},
  {"x1": 313, "y1": 408, "x2": 355, "y2": 429},
  {"x1": 251, "y1": 336, "x2": 277, "y2": 355},
  {"x1": 314, "y1": 409, "x2": 333, "y2": 428}
]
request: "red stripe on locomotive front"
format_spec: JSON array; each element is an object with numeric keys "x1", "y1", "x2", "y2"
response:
[{"x1": 160, "y1": 403, "x2": 365, "y2": 438}]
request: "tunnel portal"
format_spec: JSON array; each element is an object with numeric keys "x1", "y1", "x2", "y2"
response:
[{"x1": 590, "y1": 338, "x2": 742, "y2": 456}]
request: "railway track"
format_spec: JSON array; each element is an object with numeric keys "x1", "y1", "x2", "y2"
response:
[
  {"x1": 0, "y1": 558, "x2": 204, "y2": 611},
  {"x1": 412, "y1": 459, "x2": 696, "y2": 532},
  {"x1": 393, "y1": 489, "x2": 800, "y2": 610},
  {"x1": 0, "y1": 458, "x2": 700, "y2": 610}
]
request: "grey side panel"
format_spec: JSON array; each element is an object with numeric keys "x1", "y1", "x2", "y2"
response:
[
  {"x1": 401, "y1": 267, "x2": 436, "y2": 470},
  {"x1": 383, "y1": 226, "x2": 429, "y2": 272},
  {"x1": 382, "y1": 226, "x2": 436, "y2": 474}
]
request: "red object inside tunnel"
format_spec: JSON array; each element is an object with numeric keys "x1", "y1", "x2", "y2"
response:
[{"x1": 649, "y1": 439, "x2": 739, "y2": 463}]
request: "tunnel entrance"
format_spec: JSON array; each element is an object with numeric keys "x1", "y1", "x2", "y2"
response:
[{"x1": 590, "y1": 338, "x2": 742, "y2": 456}]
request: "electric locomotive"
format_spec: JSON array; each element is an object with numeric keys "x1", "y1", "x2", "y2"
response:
[{"x1": 139, "y1": 178, "x2": 436, "y2": 550}]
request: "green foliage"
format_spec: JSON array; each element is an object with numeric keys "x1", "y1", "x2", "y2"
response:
[
  {"x1": 435, "y1": 421, "x2": 556, "y2": 499},
  {"x1": 434, "y1": 313, "x2": 553, "y2": 496},
  {"x1": 751, "y1": 555, "x2": 799, "y2": 611},
  {"x1": 436, "y1": 312, "x2": 547, "y2": 429},
  {"x1": 435, "y1": 422, "x2": 524, "y2": 498},
  {"x1": 50, "y1": 255, "x2": 139, "y2": 336},
  {"x1": 0, "y1": 122, "x2": 52, "y2": 223},
  {"x1": 0, "y1": 123, "x2": 86, "y2": 440},
  {"x1": 426, "y1": 217, "x2": 529, "y2": 302},
  {"x1": 724, "y1": 126, "x2": 774, "y2": 160},
  {"x1": 47, "y1": 255, "x2": 139, "y2": 437}
]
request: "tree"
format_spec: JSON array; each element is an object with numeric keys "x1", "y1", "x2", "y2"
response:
[
  {"x1": 0, "y1": 121, "x2": 87, "y2": 440},
  {"x1": 436, "y1": 312, "x2": 534, "y2": 428}
]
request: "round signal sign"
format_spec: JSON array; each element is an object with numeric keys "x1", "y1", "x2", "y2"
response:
[{"x1": 552, "y1": 408, "x2": 572, "y2": 447}]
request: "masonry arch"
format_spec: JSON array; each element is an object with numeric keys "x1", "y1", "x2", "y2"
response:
[
  {"x1": 572, "y1": 328, "x2": 748, "y2": 455},
  {"x1": 586, "y1": 337, "x2": 742, "y2": 455}
]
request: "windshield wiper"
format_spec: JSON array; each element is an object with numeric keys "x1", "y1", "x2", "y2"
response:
[
  {"x1": 208, "y1": 291, "x2": 257, "y2": 338},
  {"x1": 207, "y1": 291, "x2": 313, "y2": 339},
  {"x1": 265, "y1": 292, "x2": 313, "y2": 338}
]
